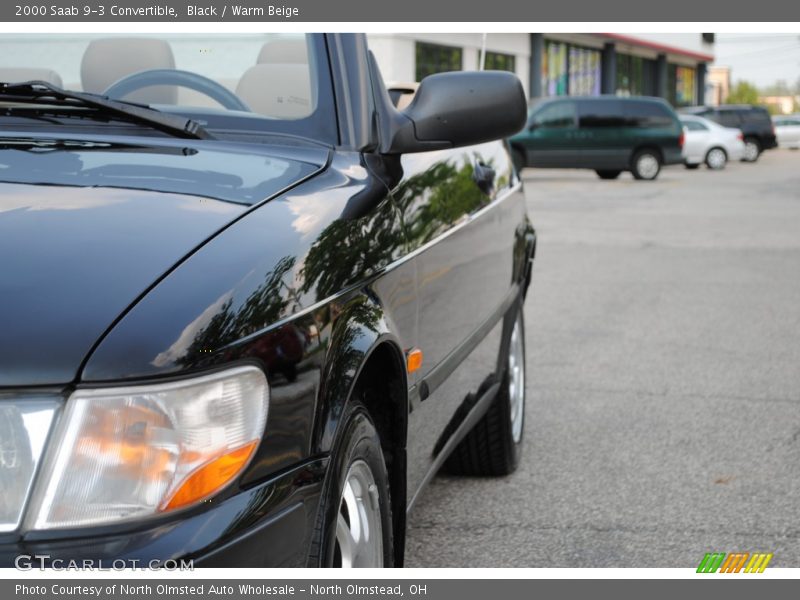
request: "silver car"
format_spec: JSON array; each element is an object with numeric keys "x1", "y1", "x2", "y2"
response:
[{"x1": 680, "y1": 114, "x2": 745, "y2": 170}]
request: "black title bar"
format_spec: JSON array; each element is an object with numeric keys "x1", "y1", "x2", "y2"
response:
[{"x1": 2, "y1": 0, "x2": 800, "y2": 21}]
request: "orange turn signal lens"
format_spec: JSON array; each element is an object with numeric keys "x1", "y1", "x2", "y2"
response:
[
  {"x1": 161, "y1": 441, "x2": 258, "y2": 511},
  {"x1": 406, "y1": 348, "x2": 423, "y2": 373}
]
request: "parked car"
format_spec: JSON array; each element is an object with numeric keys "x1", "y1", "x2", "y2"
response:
[
  {"x1": 773, "y1": 114, "x2": 800, "y2": 149},
  {"x1": 0, "y1": 33, "x2": 535, "y2": 568},
  {"x1": 679, "y1": 105, "x2": 777, "y2": 162},
  {"x1": 509, "y1": 96, "x2": 684, "y2": 181},
  {"x1": 680, "y1": 114, "x2": 744, "y2": 169}
]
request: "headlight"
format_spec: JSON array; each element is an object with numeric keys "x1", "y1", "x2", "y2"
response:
[
  {"x1": 26, "y1": 366, "x2": 268, "y2": 530},
  {"x1": 0, "y1": 399, "x2": 59, "y2": 532}
]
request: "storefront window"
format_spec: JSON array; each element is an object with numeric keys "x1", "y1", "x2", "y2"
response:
[
  {"x1": 542, "y1": 41, "x2": 600, "y2": 97},
  {"x1": 542, "y1": 41, "x2": 568, "y2": 96},
  {"x1": 568, "y1": 46, "x2": 601, "y2": 96},
  {"x1": 674, "y1": 66, "x2": 696, "y2": 106},
  {"x1": 617, "y1": 54, "x2": 643, "y2": 96},
  {"x1": 484, "y1": 51, "x2": 515, "y2": 73},
  {"x1": 415, "y1": 42, "x2": 463, "y2": 82}
]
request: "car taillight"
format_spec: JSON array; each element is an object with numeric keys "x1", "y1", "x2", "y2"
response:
[
  {"x1": 737, "y1": 132, "x2": 744, "y2": 141},
  {"x1": 678, "y1": 131, "x2": 685, "y2": 149}
]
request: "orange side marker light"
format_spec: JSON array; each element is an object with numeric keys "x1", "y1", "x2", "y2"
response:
[{"x1": 407, "y1": 348, "x2": 424, "y2": 373}]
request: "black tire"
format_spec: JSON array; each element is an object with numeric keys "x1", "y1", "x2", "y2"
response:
[
  {"x1": 444, "y1": 308, "x2": 526, "y2": 476},
  {"x1": 684, "y1": 163, "x2": 700, "y2": 170},
  {"x1": 512, "y1": 147, "x2": 526, "y2": 174},
  {"x1": 742, "y1": 137, "x2": 761, "y2": 162},
  {"x1": 631, "y1": 148, "x2": 662, "y2": 180},
  {"x1": 705, "y1": 146, "x2": 728, "y2": 170},
  {"x1": 596, "y1": 170, "x2": 622, "y2": 179},
  {"x1": 307, "y1": 401, "x2": 393, "y2": 567}
]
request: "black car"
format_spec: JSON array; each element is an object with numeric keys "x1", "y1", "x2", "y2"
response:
[
  {"x1": 0, "y1": 33, "x2": 535, "y2": 568},
  {"x1": 510, "y1": 96, "x2": 685, "y2": 180},
  {"x1": 679, "y1": 104, "x2": 778, "y2": 162}
]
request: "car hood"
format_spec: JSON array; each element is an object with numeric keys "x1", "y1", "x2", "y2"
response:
[{"x1": 0, "y1": 138, "x2": 327, "y2": 386}]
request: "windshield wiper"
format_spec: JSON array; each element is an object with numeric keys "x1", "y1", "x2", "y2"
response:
[{"x1": 0, "y1": 80, "x2": 211, "y2": 140}]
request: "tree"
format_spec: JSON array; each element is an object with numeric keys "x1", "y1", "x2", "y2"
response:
[{"x1": 726, "y1": 80, "x2": 759, "y2": 105}]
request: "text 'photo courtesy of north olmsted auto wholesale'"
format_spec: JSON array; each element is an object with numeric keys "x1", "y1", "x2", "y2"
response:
[{"x1": 0, "y1": 0, "x2": 799, "y2": 598}]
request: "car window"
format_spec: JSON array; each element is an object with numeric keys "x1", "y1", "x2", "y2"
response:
[
  {"x1": 0, "y1": 33, "x2": 338, "y2": 144},
  {"x1": 682, "y1": 120, "x2": 708, "y2": 131},
  {"x1": 628, "y1": 101, "x2": 676, "y2": 128},
  {"x1": 715, "y1": 111, "x2": 742, "y2": 127},
  {"x1": 532, "y1": 101, "x2": 577, "y2": 129},
  {"x1": 742, "y1": 109, "x2": 772, "y2": 126},
  {"x1": 577, "y1": 99, "x2": 624, "y2": 128}
]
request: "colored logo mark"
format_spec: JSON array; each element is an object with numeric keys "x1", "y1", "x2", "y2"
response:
[{"x1": 697, "y1": 552, "x2": 773, "y2": 573}]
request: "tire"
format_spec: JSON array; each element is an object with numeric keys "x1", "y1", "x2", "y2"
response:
[
  {"x1": 631, "y1": 148, "x2": 662, "y2": 180},
  {"x1": 596, "y1": 170, "x2": 622, "y2": 179},
  {"x1": 512, "y1": 147, "x2": 526, "y2": 174},
  {"x1": 444, "y1": 308, "x2": 526, "y2": 476},
  {"x1": 684, "y1": 163, "x2": 700, "y2": 170},
  {"x1": 742, "y1": 137, "x2": 761, "y2": 162},
  {"x1": 307, "y1": 401, "x2": 393, "y2": 567},
  {"x1": 705, "y1": 147, "x2": 727, "y2": 170}
]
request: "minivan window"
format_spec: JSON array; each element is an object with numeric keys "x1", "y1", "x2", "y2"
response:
[
  {"x1": 532, "y1": 101, "x2": 577, "y2": 129},
  {"x1": 577, "y1": 99, "x2": 623, "y2": 128},
  {"x1": 628, "y1": 101, "x2": 675, "y2": 128}
]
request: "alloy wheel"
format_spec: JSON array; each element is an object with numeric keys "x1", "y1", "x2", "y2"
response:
[
  {"x1": 743, "y1": 140, "x2": 760, "y2": 162},
  {"x1": 334, "y1": 459, "x2": 383, "y2": 567},
  {"x1": 706, "y1": 148, "x2": 727, "y2": 169},
  {"x1": 508, "y1": 315, "x2": 525, "y2": 444},
  {"x1": 636, "y1": 153, "x2": 660, "y2": 179}
]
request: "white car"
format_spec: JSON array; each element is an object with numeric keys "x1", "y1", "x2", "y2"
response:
[
  {"x1": 680, "y1": 115, "x2": 745, "y2": 170},
  {"x1": 773, "y1": 114, "x2": 800, "y2": 149}
]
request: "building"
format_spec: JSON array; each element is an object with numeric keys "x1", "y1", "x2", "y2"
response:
[
  {"x1": 758, "y1": 95, "x2": 798, "y2": 114},
  {"x1": 367, "y1": 33, "x2": 715, "y2": 107},
  {"x1": 707, "y1": 66, "x2": 731, "y2": 106}
]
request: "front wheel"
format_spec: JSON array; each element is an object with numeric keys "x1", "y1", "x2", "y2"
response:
[
  {"x1": 742, "y1": 138, "x2": 761, "y2": 162},
  {"x1": 631, "y1": 149, "x2": 662, "y2": 180},
  {"x1": 444, "y1": 307, "x2": 526, "y2": 476},
  {"x1": 705, "y1": 147, "x2": 728, "y2": 170},
  {"x1": 307, "y1": 402, "x2": 393, "y2": 567}
]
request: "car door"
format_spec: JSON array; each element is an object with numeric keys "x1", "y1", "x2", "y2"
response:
[
  {"x1": 389, "y1": 142, "x2": 522, "y2": 498},
  {"x1": 575, "y1": 98, "x2": 629, "y2": 169},
  {"x1": 782, "y1": 117, "x2": 800, "y2": 145},
  {"x1": 523, "y1": 99, "x2": 580, "y2": 167}
]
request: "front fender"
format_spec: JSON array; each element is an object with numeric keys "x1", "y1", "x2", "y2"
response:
[{"x1": 314, "y1": 293, "x2": 408, "y2": 454}]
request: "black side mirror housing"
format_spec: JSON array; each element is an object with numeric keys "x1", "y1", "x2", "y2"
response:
[{"x1": 368, "y1": 53, "x2": 527, "y2": 155}]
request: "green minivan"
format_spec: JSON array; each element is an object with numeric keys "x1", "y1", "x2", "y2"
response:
[{"x1": 509, "y1": 96, "x2": 685, "y2": 180}]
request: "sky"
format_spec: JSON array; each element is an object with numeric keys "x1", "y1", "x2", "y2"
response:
[{"x1": 713, "y1": 33, "x2": 800, "y2": 89}]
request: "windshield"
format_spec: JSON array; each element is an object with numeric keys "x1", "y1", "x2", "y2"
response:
[{"x1": 0, "y1": 33, "x2": 336, "y2": 144}]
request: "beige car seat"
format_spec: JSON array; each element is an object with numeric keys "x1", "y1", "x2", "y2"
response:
[
  {"x1": 80, "y1": 38, "x2": 176, "y2": 104},
  {"x1": 236, "y1": 39, "x2": 313, "y2": 119},
  {"x1": 0, "y1": 68, "x2": 63, "y2": 87}
]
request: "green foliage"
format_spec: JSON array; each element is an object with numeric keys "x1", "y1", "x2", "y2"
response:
[{"x1": 726, "y1": 80, "x2": 759, "y2": 105}]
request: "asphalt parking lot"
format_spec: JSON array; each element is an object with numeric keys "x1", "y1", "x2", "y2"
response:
[{"x1": 405, "y1": 149, "x2": 800, "y2": 567}]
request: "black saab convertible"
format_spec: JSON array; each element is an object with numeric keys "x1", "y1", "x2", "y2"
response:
[{"x1": 0, "y1": 33, "x2": 535, "y2": 567}]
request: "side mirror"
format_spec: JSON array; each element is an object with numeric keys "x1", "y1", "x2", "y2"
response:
[{"x1": 372, "y1": 62, "x2": 527, "y2": 154}]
